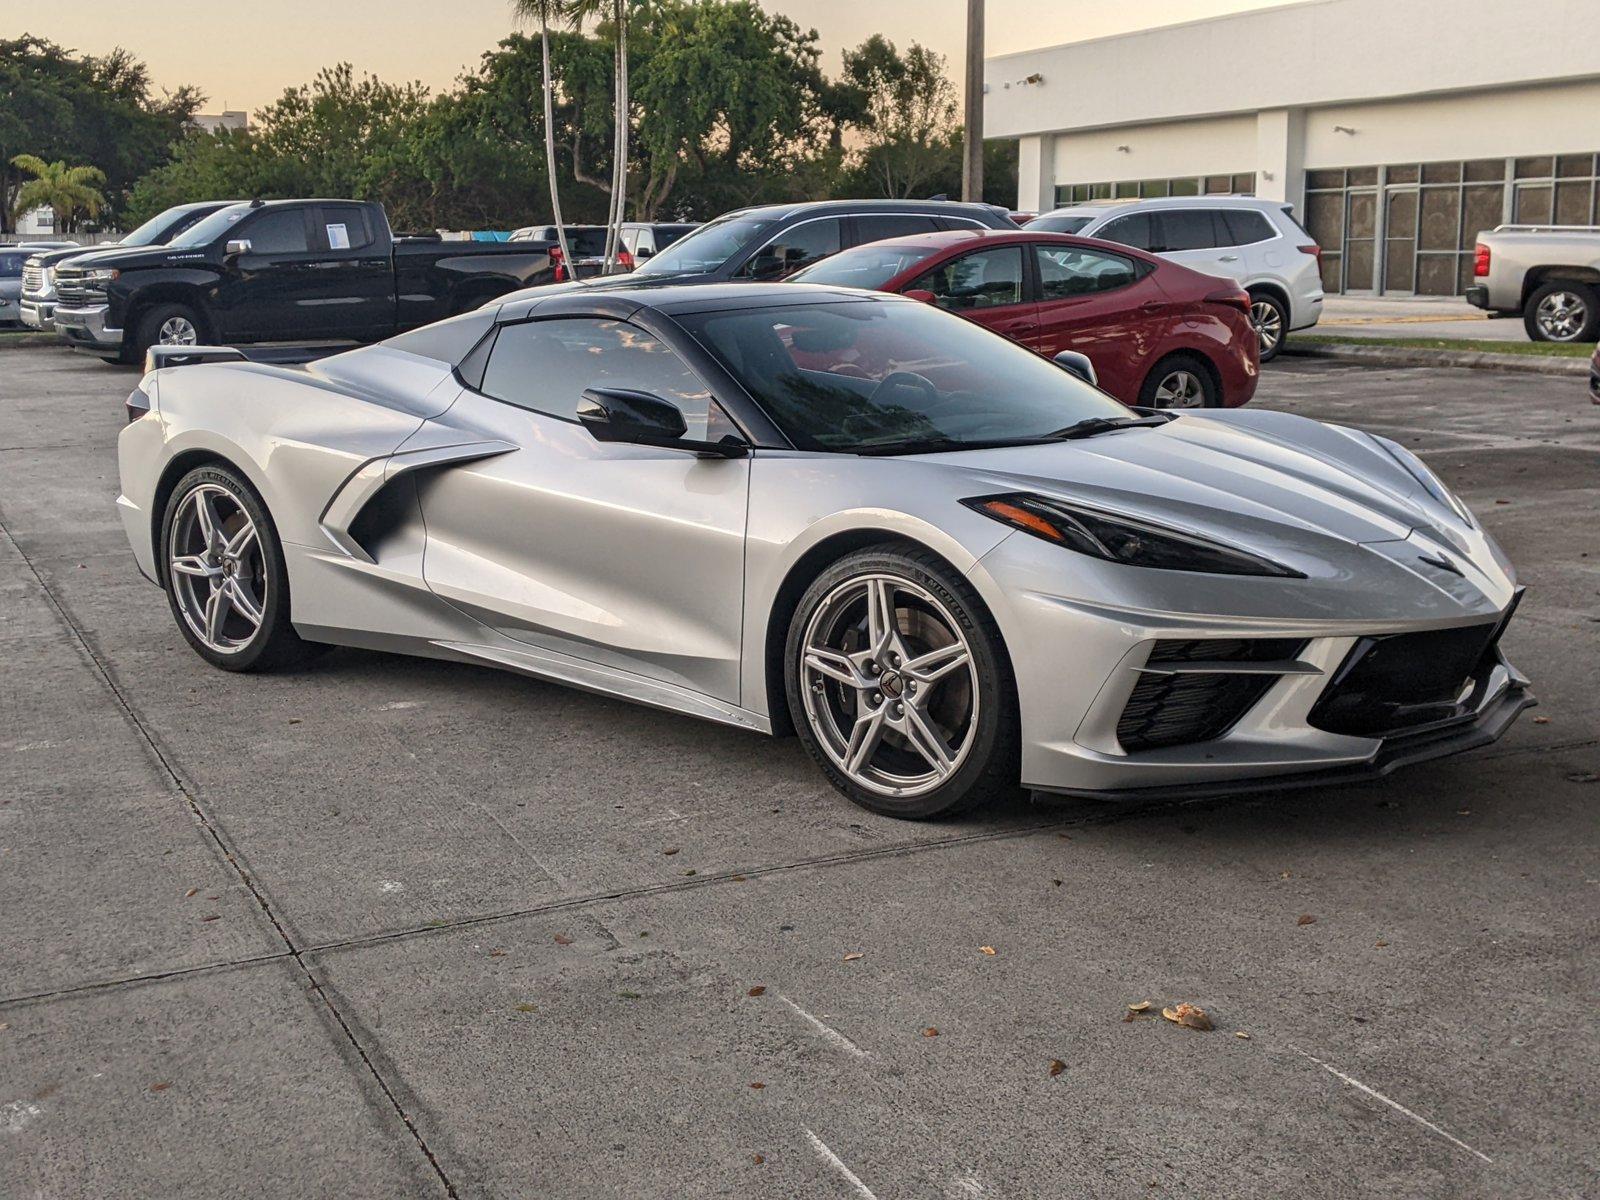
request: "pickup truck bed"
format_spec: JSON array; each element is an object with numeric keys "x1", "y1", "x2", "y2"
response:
[{"x1": 1466, "y1": 224, "x2": 1600, "y2": 343}]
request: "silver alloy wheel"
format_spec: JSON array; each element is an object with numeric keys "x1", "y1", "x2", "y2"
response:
[
  {"x1": 1250, "y1": 299, "x2": 1283, "y2": 355},
  {"x1": 169, "y1": 484, "x2": 266, "y2": 654},
  {"x1": 1152, "y1": 369, "x2": 1207, "y2": 408},
  {"x1": 800, "y1": 573, "x2": 979, "y2": 798},
  {"x1": 1534, "y1": 289, "x2": 1588, "y2": 341},
  {"x1": 158, "y1": 315, "x2": 199, "y2": 346}
]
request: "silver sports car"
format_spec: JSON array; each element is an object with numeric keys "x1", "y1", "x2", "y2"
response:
[{"x1": 116, "y1": 282, "x2": 1532, "y2": 818}]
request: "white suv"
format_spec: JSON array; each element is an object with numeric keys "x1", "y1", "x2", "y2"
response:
[{"x1": 1028, "y1": 197, "x2": 1324, "y2": 360}]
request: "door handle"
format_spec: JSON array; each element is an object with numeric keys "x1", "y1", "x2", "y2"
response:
[
  {"x1": 1218, "y1": 255, "x2": 1240, "y2": 262},
  {"x1": 1138, "y1": 301, "x2": 1164, "y2": 312}
]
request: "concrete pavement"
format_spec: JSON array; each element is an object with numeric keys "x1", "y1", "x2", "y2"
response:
[{"x1": 2, "y1": 347, "x2": 1597, "y2": 1198}]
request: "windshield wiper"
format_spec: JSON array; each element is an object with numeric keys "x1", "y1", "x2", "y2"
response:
[
  {"x1": 854, "y1": 434, "x2": 1064, "y2": 457},
  {"x1": 1045, "y1": 415, "x2": 1173, "y2": 440}
]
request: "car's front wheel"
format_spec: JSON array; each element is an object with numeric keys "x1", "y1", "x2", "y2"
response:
[
  {"x1": 784, "y1": 545, "x2": 1019, "y2": 819},
  {"x1": 160, "y1": 464, "x2": 322, "y2": 671},
  {"x1": 1524, "y1": 281, "x2": 1600, "y2": 343}
]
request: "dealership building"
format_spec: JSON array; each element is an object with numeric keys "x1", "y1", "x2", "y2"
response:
[{"x1": 985, "y1": 0, "x2": 1600, "y2": 296}]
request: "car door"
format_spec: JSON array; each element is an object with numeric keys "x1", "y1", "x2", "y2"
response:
[
  {"x1": 307, "y1": 203, "x2": 397, "y2": 341},
  {"x1": 1153, "y1": 209, "x2": 1247, "y2": 284},
  {"x1": 212, "y1": 207, "x2": 321, "y2": 340},
  {"x1": 1027, "y1": 242, "x2": 1171, "y2": 402},
  {"x1": 416, "y1": 314, "x2": 750, "y2": 703},
  {"x1": 902, "y1": 244, "x2": 1037, "y2": 346}
]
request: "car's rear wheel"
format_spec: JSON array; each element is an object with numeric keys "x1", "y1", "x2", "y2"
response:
[
  {"x1": 1139, "y1": 354, "x2": 1218, "y2": 409},
  {"x1": 1524, "y1": 281, "x2": 1600, "y2": 343},
  {"x1": 784, "y1": 545, "x2": 1019, "y2": 819},
  {"x1": 160, "y1": 465, "x2": 322, "y2": 671},
  {"x1": 1249, "y1": 292, "x2": 1289, "y2": 361}
]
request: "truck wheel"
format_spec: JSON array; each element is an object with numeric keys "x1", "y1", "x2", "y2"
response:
[
  {"x1": 1524, "y1": 281, "x2": 1600, "y2": 343},
  {"x1": 131, "y1": 303, "x2": 207, "y2": 364}
]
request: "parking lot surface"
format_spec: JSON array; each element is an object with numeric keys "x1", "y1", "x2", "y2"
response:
[{"x1": 2, "y1": 347, "x2": 1596, "y2": 1199}]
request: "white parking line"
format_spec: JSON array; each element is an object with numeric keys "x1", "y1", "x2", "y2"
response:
[
  {"x1": 778, "y1": 993, "x2": 870, "y2": 1059},
  {"x1": 804, "y1": 1128, "x2": 879, "y2": 1199},
  {"x1": 1292, "y1": 1047, "x2": 1493, "y2": 1164}
]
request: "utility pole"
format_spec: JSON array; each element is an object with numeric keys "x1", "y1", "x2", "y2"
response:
[{"x1": 962, "y1": 0, "x2": 985, "y2": 203}]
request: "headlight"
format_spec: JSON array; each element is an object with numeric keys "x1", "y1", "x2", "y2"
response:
[
  {"x1": 84, "y1": 268, "x2": 120, "y2": 283},
  {"x1": 963, "y1": 493, "x2": 1303, "y2": 578},
  {"x1": 1368, "y1": 434, "x2": 1474, "y2": 525}
]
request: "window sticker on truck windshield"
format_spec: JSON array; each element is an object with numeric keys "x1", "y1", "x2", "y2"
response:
[{"x1": 327, "y1": 224, "x2": 350, "y2": 250}]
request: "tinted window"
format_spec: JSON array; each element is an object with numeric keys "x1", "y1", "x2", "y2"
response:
[
  {"x1": 633, "y1": 214, "x2": 776, "y2": 276},
  {"x1": 1157, "y1": 210, "x2": 1220, "y2": 251},
  {"x1": 653, "y1": 225, "x2": 695, "y2": 250},
  {"x1": 853, "y1": 214, "x2": 941, "y2": 244},
  {"x1": 790, "y1": 242, "x2": 941, "y2": 291},
  {"x1": 1034, "y1": 245, "x2": 1139, "y2": 299},
  {"x1": 1026, "y1": 214, "x2": 1093, "y2": 234},
  {"x1": 909, "y1": 246, "x2": 1024, "y2": 311},
  {"x1": 319, "y1": 206, "x2": 375, "y2": 251},
  {"x1": 0, "y1": 252, "x2": 26, "y2": 276},
  {"x1": 678, "y1": 301, "x2": 1127, "y2": 453},
  {"x1": 1094, "y1": 212, "x2": 1154, "y2": 250},
  {"x1": 1221, "y1": 209, "x2": 1276, "y2": 245},
  {"x1": 738, "y1": 218, "x2": 843, "y2": 280},
  {"x1": 167, "y1": 204, "x2": 251, "y2": 249},
  {"x1": 242, "y1": 209, "x2": 310, "y2": 254},
  {"x1": 481, "y1": 317, "x2": 723, "y2": 438}
]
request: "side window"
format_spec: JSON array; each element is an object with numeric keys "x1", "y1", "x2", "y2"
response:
[
  {"x1": 853, "y1": 214, "x2": 941, "y2": 245},
  {"x1": 241, "y1": 209, "x2": 310, "y2": 254},
  {"x1": 319, "y1": 206, "x2": 375, "y2": 251},
  {"x1": 908, "y1": 246, "x2": 1024, "y2": 311},
  {"x1": 1094, "y1": 212, "x2": 1154, "y2": 251},
  {"x1": 739, "y1": 218, "x2": 843, "y2": 280},
  {"x1": 1222, "y1": 209, "x2": 1276, "y2": 246},
  {"x1": 1157, "y1": 210, "x2": 1219, "y2": 252},
  {"x1": 480, "y1": 317, "x2": 725, "y2": 439},
  {"x1": 1034, "y1": 245, "x2": 1139, "y2": 299}
]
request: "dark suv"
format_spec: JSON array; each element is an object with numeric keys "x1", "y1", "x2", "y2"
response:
[{"x1": 627, "y1": 199, "x2": 1016, "y2": 285}]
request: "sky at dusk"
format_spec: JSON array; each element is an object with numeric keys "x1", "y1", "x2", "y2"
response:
[{"x1": 11, "y1": 0, "x2": 1296, "y2": 115}]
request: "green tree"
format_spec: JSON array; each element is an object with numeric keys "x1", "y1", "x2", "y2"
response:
[
  {"x1": 9, "y1": 154, "x2": 107, "y2": 230},
  {"x1": 0, "y1": 35, "x2": 200, "y2": 231},
  {"x1": 840, "y1": 35, "x2": 957, "y2": 198}
]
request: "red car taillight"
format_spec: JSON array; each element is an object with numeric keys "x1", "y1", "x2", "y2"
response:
[
  {"x1": 550, "y1": 245, "x2": 567, "y2": 282},
  {"x1": 1205, "y1": 285, "x2": 1252, "y2": 314},
  {"x1": 1473, "y1": 243, "x2": 1491, "y2": 277},
  {"x1": 1298, "y1": 243, "x2": 1322, "y2": 264}
]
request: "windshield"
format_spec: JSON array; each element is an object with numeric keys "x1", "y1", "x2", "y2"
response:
[
  {"x1": 677, "y1": 299, "x2": 1128, "y2": 453},
  {"x1": 1026, "y1": 214, "x2": 1093, "y2": 234},
  {"x1": 632, "y1": 214, "x2": 776, "y2": 276},
  {"x1": 790, "y1": 243, "x2": 938, "y2": 291},
  {"x1": 167, "y1": 204, "x2": 251, "y2": 249},
  {"x1": 120, "y1": 206, "x2": 202, "y2": 246},
  {"x1": 0, "y1": 251, "x2": 25, "y2": 276}
]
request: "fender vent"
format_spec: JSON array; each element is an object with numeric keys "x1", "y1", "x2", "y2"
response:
[{"x1": 1117, "y1": 639, "x2": 1303, "y2": 752}]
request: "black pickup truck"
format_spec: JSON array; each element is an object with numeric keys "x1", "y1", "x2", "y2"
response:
[{"x1": 52, "y1": 199, "x2": 556, "y2": 363}]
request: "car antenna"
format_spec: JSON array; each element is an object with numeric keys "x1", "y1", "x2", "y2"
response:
[{"x1": 249, "y1": 198, "x2": 265, "y2": 208}]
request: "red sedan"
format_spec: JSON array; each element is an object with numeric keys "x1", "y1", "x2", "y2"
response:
[{"x1": 790, "y1": 229, "x2": 1259, "y2": 408}]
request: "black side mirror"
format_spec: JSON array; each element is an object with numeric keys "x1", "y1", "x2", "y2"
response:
[
  {"x1": 576, "y1": 387, "x2": 747, "y2": 458},
  {"x1": 1052, "y1": 350, "x2": 1099, "y2": 386}
]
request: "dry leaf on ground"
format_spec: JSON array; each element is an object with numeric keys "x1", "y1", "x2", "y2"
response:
[
  {"x1": 1049, "y1": 1059, "x2": 1066, "y2": 1076},
  {"x1": 747, "y1": 986, "x2": 766, "y2": 997},
  {"x1": 979, "y1": 946, "x2": 997, "y2": 955},
  {"x1": 1127, "y1": 1001, "x2": 1151, "y2": 1012},
  {"x1": 1297, "y1": 914, "x2": 1316, "y2": 926},
  {"x1": 922, "y1": 1027, "x2": 939, "y2": 1037},
  {"x1": 553, "y1": 934, "x2": 574, "y2": 945},
  {"x1": 842, "y1": 952, "x2": 863, "y2": 961},
  {"x1": 1162, "y1": 1003, "x2": 1213, "y2": 1031}
]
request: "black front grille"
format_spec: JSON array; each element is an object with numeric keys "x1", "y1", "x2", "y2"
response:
[
  {"x1": 1117, "y1": 638, "x2": 1303, "y2": 752},
  {"x1": 1309, "y1": 621, "x2": 1502, "y2": 737}
]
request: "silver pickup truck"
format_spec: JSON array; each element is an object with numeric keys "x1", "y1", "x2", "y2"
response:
[{"x1": 1466, "y1": 224, "x2": 1600, "y2": 343}]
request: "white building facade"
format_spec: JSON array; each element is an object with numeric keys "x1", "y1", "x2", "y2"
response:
[{"x1": 986, "y1": 0, "x2": 1600, "y2": 295}]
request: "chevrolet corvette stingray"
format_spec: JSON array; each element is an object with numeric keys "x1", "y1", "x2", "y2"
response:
[{"x1": 116, "y1": 282, "x2": 1532, "y2": 817}]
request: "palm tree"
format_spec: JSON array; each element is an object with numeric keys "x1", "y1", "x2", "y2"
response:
[
  {"x1": 567, "y1": 0, "x2": 637, "y2": 274},
  {"x1": 9, "y1": 155, "x2": 107, "y2": 233},
  {"x1": 511, "y1": 0, "x2": 574, "y2": 279}
]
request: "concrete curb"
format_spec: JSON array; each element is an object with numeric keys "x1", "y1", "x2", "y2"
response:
[{"x1": 1284, "y1": 341, "x2": 1590, "y2": 377}]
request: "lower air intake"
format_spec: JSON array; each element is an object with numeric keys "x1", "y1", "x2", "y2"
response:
[{"x1": 1116, "y1": 639, "x2": 1303, "y2": 752}]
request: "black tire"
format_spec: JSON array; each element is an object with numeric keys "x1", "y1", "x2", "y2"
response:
[
  {"x1": 1249, "y1": 290, "x2": 1290, "y2": 362},
  {"x1": 1523, "y1": 280, "x2": 1600, "y2": 343},
  {"x1": 131, "y1": 301, "x2": 208, "y2": 364},
  {"x1": 159, "y1": 464, "x2": 323, "y2": 672},
  {"x1": 783, "y1": 543, "x2": 1021, "y2": 820},
  {"x1": 1138, "y1": 353, "x2": 1219, "y2": 409}
]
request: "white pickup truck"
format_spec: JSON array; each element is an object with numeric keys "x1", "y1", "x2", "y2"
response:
[{"x1": 1466, "y1": 224, "x2": 1600, "y2": 343}]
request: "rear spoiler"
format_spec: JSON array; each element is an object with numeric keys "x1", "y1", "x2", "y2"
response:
[{"x1": 144, "y1": 345, "x2": 248, "y2": 373}]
